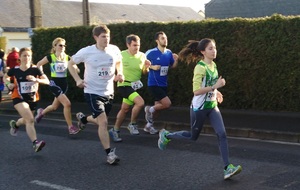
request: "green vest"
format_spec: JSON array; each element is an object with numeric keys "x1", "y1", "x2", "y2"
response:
[
  {"x1": 50, "y1": 54, "x2": 69, "y2": 78},
  {"x1": 198, "y1": 61, "x2": 218, "y2": 109}
]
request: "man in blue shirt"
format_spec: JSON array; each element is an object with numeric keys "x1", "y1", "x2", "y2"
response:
[{"x1": 144, "y1": 31, "x2": 178, "y2": 134}]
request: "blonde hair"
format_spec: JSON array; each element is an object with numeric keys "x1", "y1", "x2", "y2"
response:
[{"x1": 51, "y1": 37, "x2": 66, "y2": 53}]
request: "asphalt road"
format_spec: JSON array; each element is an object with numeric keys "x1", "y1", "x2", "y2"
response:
[{"x1": 1, "y1": 113, "x2": 300, "y2": 190}]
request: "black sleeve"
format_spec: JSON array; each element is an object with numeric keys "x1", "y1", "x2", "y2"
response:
[
  {"x1": 7, "y1": 67, "x2": 14, "y2": 77},
  {"x1": 37, "y1": 67, "x2": 45, "y2": 76},
  {"x1": 46, "y1": 54, "x2": 52, "y2": 62}
]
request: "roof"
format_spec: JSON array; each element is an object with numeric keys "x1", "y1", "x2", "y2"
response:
[
  {"x1": 0, "y1": 0, "x2": 204, "y2": 30},
  {"x1": 205, "y1": 0, "x2": 300, "y2": 19}
]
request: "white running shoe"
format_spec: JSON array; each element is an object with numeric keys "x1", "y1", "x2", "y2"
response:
[
  {"x1": 127, "y1": 123, "x2": 139, "y2": 135},
  {"x1": 76, "y1": 112, "x2": 86, "y2": 130},
  {"x1": 144, "y1": 106, "x2": 153, "y2": 123},
  {"x1": 107, "y1": 148, "x2": 120, "y2": 165},
  {"x1": 109, "y1": 128, "x2": 122, "y2": 142},
  {"x1": 144, "y1": 123, "x2": 158, "y2": 135}
]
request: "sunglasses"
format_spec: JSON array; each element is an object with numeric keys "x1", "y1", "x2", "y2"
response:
[{"x1": 58, "y1": 44, "x2": 66, "y2": 47}]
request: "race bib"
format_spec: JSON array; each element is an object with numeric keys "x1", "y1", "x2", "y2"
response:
[
  {"x1": 160, "y1": 66, "x2": 169, "y2": 76},
  {"x1": 131, "y1": 80, "x2": 143, "y2": 90},
  {"x1": 55, "y1": 61, "x2": 67, "y2": 73},
  {"x1": 97, "y1": 67, "x2": 111, "y2": 80},
  {"x1": 206, "y1": 91, "x2": 217, "y2": 101},
  {"x1": 20, "y1": 81, "x2": 38, "y2": 93}
]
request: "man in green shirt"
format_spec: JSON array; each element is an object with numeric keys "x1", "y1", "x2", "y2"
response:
[{"x1": 109, "y1": 34, "x2": 151, "y2": 142}]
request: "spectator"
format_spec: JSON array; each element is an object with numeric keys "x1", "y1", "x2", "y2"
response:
[
  {"x1": 0, "y1": 49, "x2": 7, "y2": 101},
  {"x1": 6, "y1": 47, "x2": 19, "y2": 69},
  {"x1": 6, "y1": 47, "x2": 19, "y2": 94}
]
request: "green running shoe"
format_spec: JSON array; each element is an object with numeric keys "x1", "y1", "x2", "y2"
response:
[
  {"x1": 158, "y1": 129, "x2": 171, "y2": 150},
  {"x1": 224, "y1": 164, "x2": 242, "y2": 180}
]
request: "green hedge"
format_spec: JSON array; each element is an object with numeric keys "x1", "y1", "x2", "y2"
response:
[{"x1": 31, "y1": 14, "x2": 300, "y2": 112}]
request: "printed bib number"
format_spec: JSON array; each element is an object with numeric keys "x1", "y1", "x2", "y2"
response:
[
  {"x1": 20, "y1": 81, "x2": 38, "y2": 93},
  {"x1": 97, "y1": 67, "x2": 111, "y2": 80},
  {"x1": 160, "y1": 66, "x2": 169, "y2": 76},
  {"x1": 55, "y1": 62, "x2": 67, "y2": 73},
  {"x1": 131, "y1": 80, "x2": 143, "y2": 90},
  {"x1": 206, "y1": 91, "x2": 217, "y2": 101}
]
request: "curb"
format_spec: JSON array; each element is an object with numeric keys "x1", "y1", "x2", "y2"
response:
[{"x1": 1, "y1": 102, "x2": 300, "y2": 144}]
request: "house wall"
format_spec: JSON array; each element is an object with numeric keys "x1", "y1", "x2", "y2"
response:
[{"x1": 2, "y1": 32, "x2": 31, "y2": 53}]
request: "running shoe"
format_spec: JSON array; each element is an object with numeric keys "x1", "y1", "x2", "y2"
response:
[
  {"x1": 107, "y1": 148, "x2": 120, "y2": 165},
  {"x1": 158, "y1": 129, "x2": 171, "y2": 150},
  {"x1": 76, "y1": 112, "x2": 86, "y2": 130},
  {"x1": 127, "y1": 123, "x2": 139, "y2": 135},
  {"x1": 224, "y1": 164, "x2": 242, "y2": 180},
  {"x1": 109, "y1": 128, "x2": 122, "y2": 142},
  {"x1": 33, "y1": 140, "x2": 46, "y2": 152},
  {"x1": 9, "y1": 120, "x2": 18, "y2": 136},
  {"x1": 144, "y1": 106, "x2": 153, "y2": 123},
  {"x1": 144, "y1": 123, "x2": 158, "y2": 134},
  {"x1": 35, "y1": 108, "x2": 44, "y2": 123},
  {"x1": 68, "y1": 125, "x2": 80, "y2": 135}
]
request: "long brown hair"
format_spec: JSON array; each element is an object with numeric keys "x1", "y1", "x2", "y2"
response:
[{"x1": 178, "y1": 38, "x2": 215, "y2": 64}]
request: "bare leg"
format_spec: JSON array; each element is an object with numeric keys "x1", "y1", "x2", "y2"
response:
[
  {"x1": 57, "y1": 94, "x2": 73, "y2": 127},
  {"x1": 152, "y1": 96, "x2": 171, "y2": 119},
  {"x1": 87, "y1": 113, "x2": 110, "y2": 149},
  {"x1": 130, "y1": 95, "x2": 144, "y2": 123},
  {"x1": 14, "y1": 102, "x2": 37, "y2": 142},
  {"x1": 114, "y1": 103, "x2": 130, "y2": 130}
]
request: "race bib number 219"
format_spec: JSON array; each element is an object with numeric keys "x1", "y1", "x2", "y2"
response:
[{"x1": 97, "y1": 67, "x2": 111, "y2": 80}]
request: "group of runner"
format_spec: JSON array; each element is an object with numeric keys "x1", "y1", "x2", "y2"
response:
[{"x1": 4, "y1": 24, "x2": 242, "y2": 180}]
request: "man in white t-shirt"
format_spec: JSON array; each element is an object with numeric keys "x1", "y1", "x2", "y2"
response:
[{"x1": 68, "y1": 25, "x2": 124, "y2": 165}]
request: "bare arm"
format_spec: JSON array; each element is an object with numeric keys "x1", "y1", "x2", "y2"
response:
[
  {"x1": 3, "y1": 73, "x2": 10, "y2": 84},
  {"x1": 171, "y1": 53, "x2": 178, "y2": 69},
  {"x1": 3, "y1": 73, "x2": 14, "y2": 90},
  {"x1": 37, "y1": 74, "x2": 50, "y2": 85},
  {"x1": 68, "y1": 58, "x2": 84, "y2": 88},
  {"x1": 26, "y1": 74, "x2": 50, "y2": 85},
  {"x1": 142, "y1": 59, "x2": 151, "y2": 74},
  {"x1": 114, "y1": 60, "x2": 124, "y2": 82},
  {"x1": 36, "y1": 56, "x2": 49, "y2": 72}
]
